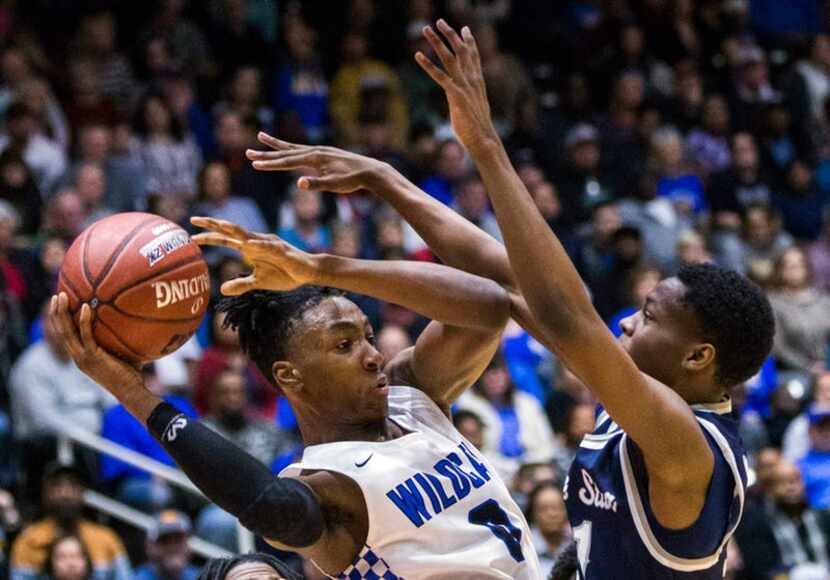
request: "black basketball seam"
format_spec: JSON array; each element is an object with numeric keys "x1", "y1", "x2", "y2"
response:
[
  {"x1": 92, "y1": 215, "x2": 162, "y2": 291},
  {"x1": 107, "y1": 254, "x2": 206, "y2": 303},
  {"x1": 106, "y1": 301, "x2": 205, "y2": 324},
  {"x1": 59, "y1": 271, "x2": 82, "y2": 303},
  {"x1": 96, "y1": 315, "x2": 144, "y2": 360}
]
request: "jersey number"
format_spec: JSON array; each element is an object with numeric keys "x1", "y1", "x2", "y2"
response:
[
  {"x1": 468, "y1": 499, "x2": 525, "y2": 562},
  {"x1": 573, "y1": 520, "x2": 592, "y2": 579}
]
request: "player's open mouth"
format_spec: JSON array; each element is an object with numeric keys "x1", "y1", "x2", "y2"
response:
[{"x1": 375, "y1": 374, "x2": 389, "y2": 395}]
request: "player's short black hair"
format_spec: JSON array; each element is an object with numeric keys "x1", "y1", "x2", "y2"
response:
[
  {"x1": 676, "y1": 263, "x2": 774, "y2": 387},
  {"x1": 217, "y1": 287, "x2": 344, "y2": 383},
  {"x1": 197, "y1": 552, "x2": 299, "y2": 580}
]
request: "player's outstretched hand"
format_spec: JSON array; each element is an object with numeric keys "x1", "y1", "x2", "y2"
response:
[
  {"x1": 48, "y1": 293, "x2": 144, "y2": 393},
  {"x1": 191, "y1": 217, "x2": 321, "y2": 295},
  {"x1": 245, "y1": 132, "x2": 390, "y2": 194},
  {"x1": 416, "y1": 20, "x2": 497, "y2": 154}
]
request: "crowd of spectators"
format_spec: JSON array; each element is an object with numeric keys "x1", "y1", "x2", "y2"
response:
[{"x1": 0, "y1": 0, "x2": 826, "y2": 578}]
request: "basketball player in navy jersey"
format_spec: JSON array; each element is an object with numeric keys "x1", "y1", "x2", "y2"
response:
[
  {"x1": 48, "y1": 217, "x2": 543, "y2": 574},
  {"x1": 245, "y1": 20, "x2": 775, "y2": 579}
]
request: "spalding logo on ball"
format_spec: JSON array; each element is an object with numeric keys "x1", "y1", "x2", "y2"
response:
[{"x1": 58, "y1": 212, "x2": 210, "y2": 363}]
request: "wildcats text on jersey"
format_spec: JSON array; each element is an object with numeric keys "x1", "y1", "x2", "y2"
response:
[{"x1": 386, "y1": 441, "x2": 491, "y2": 527}]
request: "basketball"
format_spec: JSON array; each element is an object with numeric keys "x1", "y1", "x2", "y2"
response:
[{"x1": 58, "y1": 212, "x2": 210, "y2": 363}]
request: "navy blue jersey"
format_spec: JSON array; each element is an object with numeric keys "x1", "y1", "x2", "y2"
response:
[{"x1": 564, "y1": 399, "x2": 748, "y2": 579}]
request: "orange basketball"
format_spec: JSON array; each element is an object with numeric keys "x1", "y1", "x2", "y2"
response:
[{"x1": 58, "y1": 212, "x2": 210, "y2": 363}]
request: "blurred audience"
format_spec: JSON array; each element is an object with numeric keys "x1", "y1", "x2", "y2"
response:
[{"x1": 10, "y1": 463, "x2": 131, "y2": 580}]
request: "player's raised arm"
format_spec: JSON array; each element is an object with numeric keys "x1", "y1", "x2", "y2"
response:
[
  {"x1": 417, "y1": 21, "x2": 715, "y2": 527},
  {"x1": 192, "y1": 217, "x2": 510, "y2": 412},
  {"x1": 47, "y1": 294, "x2": 326, "y2": 550},
  {"x1": 244, "y1": 133, "x2": 553, "y2": 346}
]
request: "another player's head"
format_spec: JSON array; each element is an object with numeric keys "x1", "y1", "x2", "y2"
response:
[
  {"x1": 198, "y1": 552, "x2": 299, "y2": 580},
  {"x1": 618, "y1": 263, "x2": 774, "y2": 401},
  {"x1": 218, "y1": 287, "x2": 388, "y2": 424}
]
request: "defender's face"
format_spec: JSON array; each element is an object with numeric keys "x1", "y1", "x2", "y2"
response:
[
  {"x1": 291, "y1": 297, "x2": 388, "y2": 422},
  {"x1": 618, "y1": 278, "x2": 700, "y2": 387}
]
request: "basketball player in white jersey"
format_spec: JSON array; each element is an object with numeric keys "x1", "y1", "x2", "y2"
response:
[{"x1": 48, "y1": 214, "x2": 543, "y2": 577}]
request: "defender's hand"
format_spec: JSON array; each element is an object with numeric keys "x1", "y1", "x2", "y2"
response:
[
  {"x1": 416, "y1": 20, "x2": 498, "y2": 154},
  {"x1": 48, "y1": 293, "x2": 144, "y2": 393},
  {"x1": 191, "y1": 217, "x2": 320, "y2": 294},
  {"x1": 245, "y1": 132, "x2": 391, "y2": 193}
]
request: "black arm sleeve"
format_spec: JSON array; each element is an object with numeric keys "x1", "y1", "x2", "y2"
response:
[{"x1": 146, "y1": 402, "x2": 324, "y2": 547}]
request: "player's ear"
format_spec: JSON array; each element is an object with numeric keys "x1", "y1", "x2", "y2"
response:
[
  {"x1": 273, "y1": 361, "x2": 302, "y2": 392},
  {"x1": 683, "y1": 343, "x2": 716, "y2": 373}
]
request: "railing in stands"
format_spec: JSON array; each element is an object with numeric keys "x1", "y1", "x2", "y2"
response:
[{"x1": 49, "y1": 414, "x2": 256, "y2": 558}]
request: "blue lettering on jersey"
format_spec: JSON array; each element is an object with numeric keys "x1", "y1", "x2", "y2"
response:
[
  {"x1": 386, "y1": 479, "x2": 433, "y2": 527},
  {"x1": 386, "y1": 442, "x2": 492, "y2": 527}
]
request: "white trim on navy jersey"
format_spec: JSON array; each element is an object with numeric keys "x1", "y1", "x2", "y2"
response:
[{"x1": 619, "y1": 415, "x2": 745, "y2": 572}]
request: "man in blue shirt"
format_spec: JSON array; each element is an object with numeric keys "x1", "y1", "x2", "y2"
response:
[{"x1": 798, "y1": 404, "x2": 830, "y2": 509}]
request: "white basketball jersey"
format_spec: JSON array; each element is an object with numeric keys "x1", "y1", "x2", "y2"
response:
[{"x1": 281, "y1": 386, "x2": 542, "y2": 579}]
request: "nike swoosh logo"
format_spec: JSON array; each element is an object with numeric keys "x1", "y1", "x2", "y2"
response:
[{"x1": 355, "y1": 454, "x2": 374, "y2": 468}]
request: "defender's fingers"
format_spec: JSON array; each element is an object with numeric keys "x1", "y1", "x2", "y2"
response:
[
  {"x1": 190, "y1": 216, "x2": 235, "y2": 234},
  {"x1": 423, "y1": 25, "x2": 460, "y2": 77},
  {"x1": 257, "y1": 132, "x2": 302, "y2": 151},
  {"x1": 245, "y1": 149, "x2": 315, "y2": 162},
  {"x1": 191, "y1": 233, "x2": 244, "y2": 250},
  {"x1": 461, "y1": 26, "x2": 483, "y2": 71},
  {"x1": 191, "y1": 217, "x2": 253, "y2": 240},
  {"x1": 297, "y1": 174, "x2": 346, "y2": 191},
  {"x1": 436, "y1": 19, "x2": 467, "y2": 60},
  {"x1": 220, "y1": 276, "x2": 258, "y2": 296},
  {"x1": 251, "y1": 151, "x2": 319, "y2": 171},
  {"x1": 415, "y1": 51, "x2": 451, "y2": 88}
]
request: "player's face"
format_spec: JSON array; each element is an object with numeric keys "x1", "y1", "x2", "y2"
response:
[
  {"x1": 291, "y1": 297, "x2": 388, "y2": 422},
  {"x1": 618, "y1": 278, "x2": 702, "y2": 389}
]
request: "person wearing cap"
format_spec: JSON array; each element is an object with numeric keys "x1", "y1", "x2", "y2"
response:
[
  {"x1": 134, "y1": 511, "x2": 200, "y2": 580},
  {"x1": 797, "y1": 403, "x2": 830, "y2": 509},
  {"x1": 783, "y1": 371, "x2": 830, "y2": 461},
  {"x1": 556, "y1": 123, "x2": 612, "y2": 228},
  {"x1": 9, "y1": 463, "x2": 131, "y2": 580},
  {"x1": 728, "y1": 43, "x2": 780, "y2": 132}
]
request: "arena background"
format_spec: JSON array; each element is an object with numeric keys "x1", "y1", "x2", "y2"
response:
[{"x1": 0, "y1": 1, "x2": 827, "y2": 578}]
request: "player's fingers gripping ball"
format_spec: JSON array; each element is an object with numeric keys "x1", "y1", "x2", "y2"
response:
[{"x1": 58, "y1": 212, "x2": 210, "y2": 363}]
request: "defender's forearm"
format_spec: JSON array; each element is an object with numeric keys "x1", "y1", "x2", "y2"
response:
[
  {"x1": 468, "y1": 140, "x2": 598, "y2": 335},
  {"x1": 314, "y1": 254, "x2": 509, "y2": 330},
  {"x1": 371, "y1": 166, "x2": 517, "y2": 290}
]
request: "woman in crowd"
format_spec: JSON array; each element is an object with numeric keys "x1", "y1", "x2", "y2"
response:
[
  {"x1": 44, "y1": 535, "x2": 92, "y2": 580},
  {"x1": 768, "y1": 246, "x2": 830, "y2": 373},
  {"x1": 525, "y1": 480, "x2": 572, "y2": 579}
]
